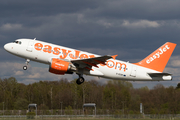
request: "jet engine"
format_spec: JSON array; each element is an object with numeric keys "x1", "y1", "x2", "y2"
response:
[{"x1": 49, "y1": 58, "x2": 76, "y2": 75}]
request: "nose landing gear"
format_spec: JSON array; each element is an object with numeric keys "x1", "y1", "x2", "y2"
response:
[
  {"x1": 23, "y1": 59, "x2": 30, "y2": 70},
  {"x1": 23, "y1": 66, "x2": 28, "y2": 70}
]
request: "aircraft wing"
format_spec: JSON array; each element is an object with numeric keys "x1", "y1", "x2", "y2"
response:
[{"x1": 71, "y1": 55, "x2": 112, "y2": 69}]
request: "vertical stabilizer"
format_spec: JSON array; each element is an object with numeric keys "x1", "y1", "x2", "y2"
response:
[{"x1": 135, "y1": 42, "x2": 176, "y2": 72}]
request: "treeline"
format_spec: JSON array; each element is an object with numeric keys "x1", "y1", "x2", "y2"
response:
[{"x1": 0, "y1": 77, "x2": 180, "y2": 114}]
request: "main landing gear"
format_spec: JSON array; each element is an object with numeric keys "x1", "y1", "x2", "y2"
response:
[
  {"x1": 23, "y1": 59, "x2": 30, "y2": 70},
  {"x1": 76, "y1": 74, "x2": 85, "y2": 85}
]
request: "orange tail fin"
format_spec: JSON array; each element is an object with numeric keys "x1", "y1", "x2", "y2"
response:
[{"x1": 135, "y1": 42, "x2": 176, "y2": 72}]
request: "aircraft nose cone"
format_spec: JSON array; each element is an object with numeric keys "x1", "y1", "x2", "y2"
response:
[
  {"x1": 4, "y1": 44, "x2": 8, "y2": 51},
  {"x1": 4, "y1": 43, "x2": 11, "y2": 52}
]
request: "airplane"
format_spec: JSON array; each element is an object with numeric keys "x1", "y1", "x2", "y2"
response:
[{"x1": 4, "y1": 38, "x2": 176, "y2": 85}]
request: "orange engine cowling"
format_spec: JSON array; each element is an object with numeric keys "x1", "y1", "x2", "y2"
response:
[{"x1": 49, "y1": 58, "x2": 76, "y2": 75}]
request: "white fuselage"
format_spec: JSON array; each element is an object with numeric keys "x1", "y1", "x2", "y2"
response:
[{"x1": 4, "y1": 39, "x2": 172, "y2": 81}]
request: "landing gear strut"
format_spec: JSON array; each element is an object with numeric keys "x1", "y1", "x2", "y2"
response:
[
  {"x1": 76, "y1": 74, "x2": 85, "y2": 85},
  {"x1": 23, "y1": 59, "x2": 30, "y2": 70}
]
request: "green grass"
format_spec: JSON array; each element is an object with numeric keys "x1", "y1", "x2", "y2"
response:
[
  {"x1": 1, "y1": 116, "x2": 180, "y2": 120},
  {"x1": 0, "y1": 118, "x2": 180, "y2": 120}
]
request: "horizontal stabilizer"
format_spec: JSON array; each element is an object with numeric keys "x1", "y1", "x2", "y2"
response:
[{"x1": 148, "y1": 73, "x2": 172, "y2": 77}]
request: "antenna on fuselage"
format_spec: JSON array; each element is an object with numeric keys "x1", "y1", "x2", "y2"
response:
[{"x1": 34, "y1": 38, "x2": 36, "y2": 40}]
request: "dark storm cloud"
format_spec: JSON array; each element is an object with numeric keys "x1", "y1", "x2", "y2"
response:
[
  {"x1": 89, "y1": 0, "x2": 180, "y2": 20},
  {"x1": 1, "y1": 0, "x2": 180, "y2": 58},
  {"x1": 0, "y1": 0, "x2": 99, "y2": 17}
]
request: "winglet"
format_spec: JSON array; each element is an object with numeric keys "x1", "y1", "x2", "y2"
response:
[
  {"x1": 111, "y1": 55, "x2": 118, "y2": 60},
  {"x1": 135, "y1": 42, "x2": 176, "y2": 72}
]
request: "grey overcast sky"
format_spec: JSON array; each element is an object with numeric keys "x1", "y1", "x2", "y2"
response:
[{"x1": 1, "y1": 0, "x2": 180, "y2": 88}]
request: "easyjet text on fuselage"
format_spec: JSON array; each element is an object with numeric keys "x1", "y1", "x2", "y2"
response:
[{"x1": 34, "y1": 42, "x2": 127, "y2": 72}]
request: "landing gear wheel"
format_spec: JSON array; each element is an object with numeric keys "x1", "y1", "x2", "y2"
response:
[
  {"x1": 23, "y1": 66, "x2": 27, "y2": 70},
  {"x1": 76, "y1": 77, "x2": 85, "y2": 85},
  {"x1": 23, "y1": 59, "x2": 30, "y2": 70},
  {"x1": 76, "y1": 80, "x2": 81, "y2": 85}
]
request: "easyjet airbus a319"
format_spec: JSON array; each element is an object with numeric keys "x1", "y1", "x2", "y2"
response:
[{"x1": 4, "y1": 38, "x2": 176, "y2": 85}]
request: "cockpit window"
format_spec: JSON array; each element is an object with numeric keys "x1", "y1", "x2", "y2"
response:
[{"x1": 13, "y1": 41, "x2": 22, "y2": 44}]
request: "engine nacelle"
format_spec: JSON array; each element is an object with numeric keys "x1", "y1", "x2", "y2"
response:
[{"x1": 49, "y1": 58, "x2": 76, "y2": 75}]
